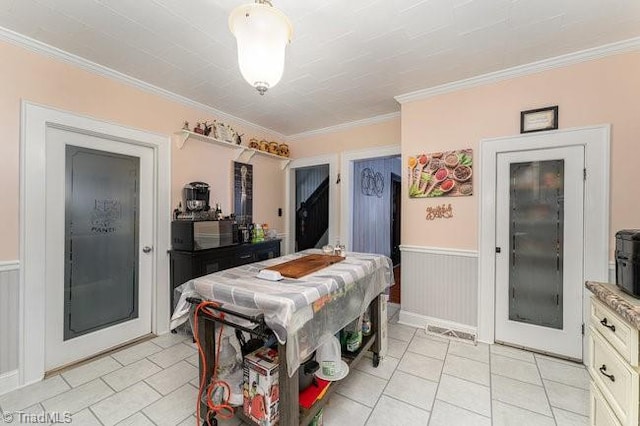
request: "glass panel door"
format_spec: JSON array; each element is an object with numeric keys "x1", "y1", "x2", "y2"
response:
[
  {"x1": 495, "y1": 145, "x2": 584, "y2": 360},
  {"x1": 64, "y1": 146, "x2": 140, "y2": 340},
  {"x1": 508, "y1": 160, "x2": 564, "y2": 329}
]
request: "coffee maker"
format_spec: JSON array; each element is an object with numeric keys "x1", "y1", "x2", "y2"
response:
[{"x1": 183, "y1": 182, "x2": 210, "y2": 212}]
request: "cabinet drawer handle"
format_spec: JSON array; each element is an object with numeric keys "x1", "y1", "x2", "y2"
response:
[
  {"x1": 599, "y1": 364, "x2": 615, "y2": 382},
  {"x1": 600, "y1": 318, "x2": 616, "y2": 332},
  {"x1": 239, "y1": 254, "x2": 252, "y2": 259}
]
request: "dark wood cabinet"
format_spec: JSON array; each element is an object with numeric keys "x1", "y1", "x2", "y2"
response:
[{"x1": 169, "y1": 239, "x2": 281, "y2": 312}]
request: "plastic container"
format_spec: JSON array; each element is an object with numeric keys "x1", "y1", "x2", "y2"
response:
[{"x1": 362, "y1": 308, "x2": 372, "y2": 336}]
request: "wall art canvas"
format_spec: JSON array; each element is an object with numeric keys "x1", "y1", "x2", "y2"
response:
[
  {"x1": 408, "y1": 149, "x2": 473, "y2": 198},
  {"x1": 233, "y1": 161, "x2": 253, "y2": 225}
]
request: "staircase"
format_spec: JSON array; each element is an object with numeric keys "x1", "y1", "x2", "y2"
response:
[{"x1": 296, "y1": 177, "x2": 329, "y2": 250}]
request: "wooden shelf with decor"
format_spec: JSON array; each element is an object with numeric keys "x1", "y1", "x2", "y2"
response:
[{"x1": 175, "y1": 130, "x2": 291, "y2": 169}]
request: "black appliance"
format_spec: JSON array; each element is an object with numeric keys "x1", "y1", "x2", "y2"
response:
[
  {"x1": 615, "y1": 230, "x2": 640, "y2": 298},
  {"x1": 172, "y1": 219, "x2": 237, "y2": 251},
  {"x1": 183, "y1": 182, "x2": 210, "y2": 211}
]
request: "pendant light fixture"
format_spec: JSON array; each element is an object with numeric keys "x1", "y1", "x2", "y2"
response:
[{"x1": 229, "y1": 0, "x2": 293, "y2": 95}]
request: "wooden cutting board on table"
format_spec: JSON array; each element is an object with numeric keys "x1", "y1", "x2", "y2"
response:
[{"x1": 265, "y1": 254, "x2": 345, "y2": 278}]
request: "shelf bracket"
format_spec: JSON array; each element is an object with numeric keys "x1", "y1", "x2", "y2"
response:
[
  {"x1": 280, "y1": 159, "x2": 291, "y2": 170},
  {"x1": 236, "y1": 149, "x2": 256, "y2": 163},
  {"x1": 176, "y1": 132, "x2": 190, "y2": 149}
]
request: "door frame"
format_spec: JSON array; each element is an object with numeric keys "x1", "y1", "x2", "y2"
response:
[
  {"x1": 477, "y1": 125, "x2": 610, "y2": 363},
  {"x1": 20, "y1": 102, "x2": 171, "y2": 386},
  {"x1": 285, "y1": 154, "x2": 339, "y2": 255},
  {"x1": 390, "y1": 172, "x2": 401, "y2": 266},
  {"x1": 340, "y1": 145, "x2": 401, "y2": 250}
]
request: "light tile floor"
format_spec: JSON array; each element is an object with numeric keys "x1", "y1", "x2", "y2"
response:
[{"x1": 0, "y1": 305, "x2": 589, "y2": 425}]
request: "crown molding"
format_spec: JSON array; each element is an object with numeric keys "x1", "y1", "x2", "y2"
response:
[
  {"x1": 0, "y1": 26, "x2": 286, "y2": 140},
  {"x1": 395, "y1": 36, "x2": 640, "y2": 105},
  {"x1": 287, "y1": 111, "x2": 400, "y2": 141}
]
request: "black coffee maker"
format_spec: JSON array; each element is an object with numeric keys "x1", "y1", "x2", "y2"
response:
[{"x1": 183, "y1": 182, "x2": 210, "y2": 211}]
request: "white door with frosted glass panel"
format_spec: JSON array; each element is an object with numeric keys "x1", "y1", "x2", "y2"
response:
[
  {"x1": 45, "y1": 126, "x2": 154, "y2": 370},
  {"x1": 495, "y1": 146, "x2": 584, "y2": 360}
]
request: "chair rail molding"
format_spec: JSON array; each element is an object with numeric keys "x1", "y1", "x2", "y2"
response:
[{"x1": 0, "y1": 260, "x2": 19, "y2": 272}]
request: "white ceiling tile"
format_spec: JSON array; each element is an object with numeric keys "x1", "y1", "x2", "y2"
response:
[
  {"x1": 509, "y1": 0, "x2": 566, "y2": 27},
  {"x1": 399, "y1": 0, "x2": 455, "y2": 39},
  {"x1": 0, "y1": 0, "x2": 639, "y2": 134},
  {"x1": 453, "y1": 0, "x2": 511, "y2": 35}
]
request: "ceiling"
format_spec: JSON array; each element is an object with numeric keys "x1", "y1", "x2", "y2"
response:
[{"x1": 1, "y1": 0, "x2": 640, "y2": 136}]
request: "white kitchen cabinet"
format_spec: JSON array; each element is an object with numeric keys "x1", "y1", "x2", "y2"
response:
[{"x1": 588, "y1": 292, "x2": 640, "y2": 426}]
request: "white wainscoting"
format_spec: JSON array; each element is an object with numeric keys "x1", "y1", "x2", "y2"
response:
[
  {"x1": 0, "y1": 261, "x2": 19, "y2": 395},
  {"x1": 399, "y1": 246, "x2": 478, "y2": 331}
]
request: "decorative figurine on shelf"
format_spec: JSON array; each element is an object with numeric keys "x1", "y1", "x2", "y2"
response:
[
  {"x1": 182, "y1": 121, "x2": 189, "y2": 131},
  {"x1": 268, "y1": 141, "x2": 279, "y2": 154},
  {"x1": 210, "y1": 120, "x2": 219, "y2": 139},
  {"x1": 259, "y1": 139, "x2": 269, "y2": 151},
  {"x1": 194, "y1": 122, "x2": 204, "y2": 134},
  {"x1": 215, "y1": 121, "x2": 229, "y2": 142},
  {"x1": 233, "y1": 132, "x2": 244, "y2": 145},
  {"x1": 249, "y1": 138, "x2": 259, "y2": 149},
  {"x1": 203, "y1": 121, "x2": 213, "y2": 137},
  {"x1": 278, "y1": 143, "x2": 290, "y2": 157}
]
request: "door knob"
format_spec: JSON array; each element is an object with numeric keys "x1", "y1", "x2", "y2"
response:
[{"x1": 143, "y1": 246, "x2": 153, "y2": 253}]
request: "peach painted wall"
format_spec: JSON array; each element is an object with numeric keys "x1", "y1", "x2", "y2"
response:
[
  {"x1": 402, "y1": 52, "x2": 640, "y2": 257},
  {"x1": 289, "y1": 119, "x2": 400, "y2": 158},
  {"x1": 0, "y1": 39, "x2": 286, "y2": 261}
]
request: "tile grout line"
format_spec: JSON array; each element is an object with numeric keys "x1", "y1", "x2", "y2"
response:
[
  {"x1": 110, "y1": 354, "x2": 125, "y2": 368},
  {"x1": 362, "y1": 326, "x2": 416, "y2": 425},
  {"x1": 87, "y1": 405, "x2": 106, "y2": 426},
  {"x1": 426, "y1": 334, "x2": 449, "y2": 426},
  {"x1": 489, "y1": 371, "x2": 546, "y2": 388},
  {"x1": 539, "y1": 376, "x2": 589, "y2": 391},
  {"x1": 59, "y1": 374, "x2": 73, "y2": 390},
  {"x1": 445, "y1": 351, "x2": 490, "y2": 366},
  {"x1": 99, "y1": 375, "x2": 118, "y2": 394},
  {"x1": 42, "y1": 377, "x2": 119, "y2": 416},
  {"x1": 533, "y1": 353, "x2": 557, "y2": 423},
  {"x1": 488, "y1": 345, "x2": 494, "y2": 425},
  {"x1": 493, "y1": 399, "x2": 557, "y2": 420},
  {"x1": 142, "y1": 409, "x2": 160, "y2": 426}
]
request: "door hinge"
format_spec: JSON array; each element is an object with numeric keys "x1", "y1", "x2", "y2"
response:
[
  {"x1": 583, "y1": 168, "x2": 587, "y2": 181},
  {"x1": 581, "y1": 323, "x2": 585, "y2": 336}
]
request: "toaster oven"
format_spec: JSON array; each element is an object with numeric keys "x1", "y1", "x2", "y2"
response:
[{"x1": 171, "y1": 219, "x2": 237, "y2": 251}]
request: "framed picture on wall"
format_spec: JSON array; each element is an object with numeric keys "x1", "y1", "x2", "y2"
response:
[
  {"x1": 520, "y1": 106, "x2": 559, "y2": 133},
  {"x1": 233, "y1": 161, "x2": 253, "y2": 225}
]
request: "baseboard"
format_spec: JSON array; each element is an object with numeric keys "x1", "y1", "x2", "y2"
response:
[
  {"x1": 0, "y1": 370, "x2": 19, "y2": 396},
  {"x1": 398, "y1": 310, "x2": 477, "y2": 337}
]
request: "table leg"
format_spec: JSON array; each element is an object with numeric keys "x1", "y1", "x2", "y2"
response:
[
  {"x1": 278, "y1": 342, "x2": 300, "y2": 426},
  {"x1": 197, "y1": 315, "x2": 216, "y2": 424},
  {"x1": 371, "y1": 294, "x2": 382, "y2": 367}
]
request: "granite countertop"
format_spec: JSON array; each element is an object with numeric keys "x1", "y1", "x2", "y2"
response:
[{"x1": 586, "y1": 281, "x2": 640, "y2": 329}]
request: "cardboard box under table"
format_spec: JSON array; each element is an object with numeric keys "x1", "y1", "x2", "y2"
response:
[
  {"x1": 170, "y1": 249, "x2": 393, "y2": 426},
  {"x1": 243, "y1": 347, "x2": 280, "y2": 426}
]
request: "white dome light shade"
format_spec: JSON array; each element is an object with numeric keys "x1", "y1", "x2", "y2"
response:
[{"x1": 229, "y1": 2, "x2": 293, "y2": 95}]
